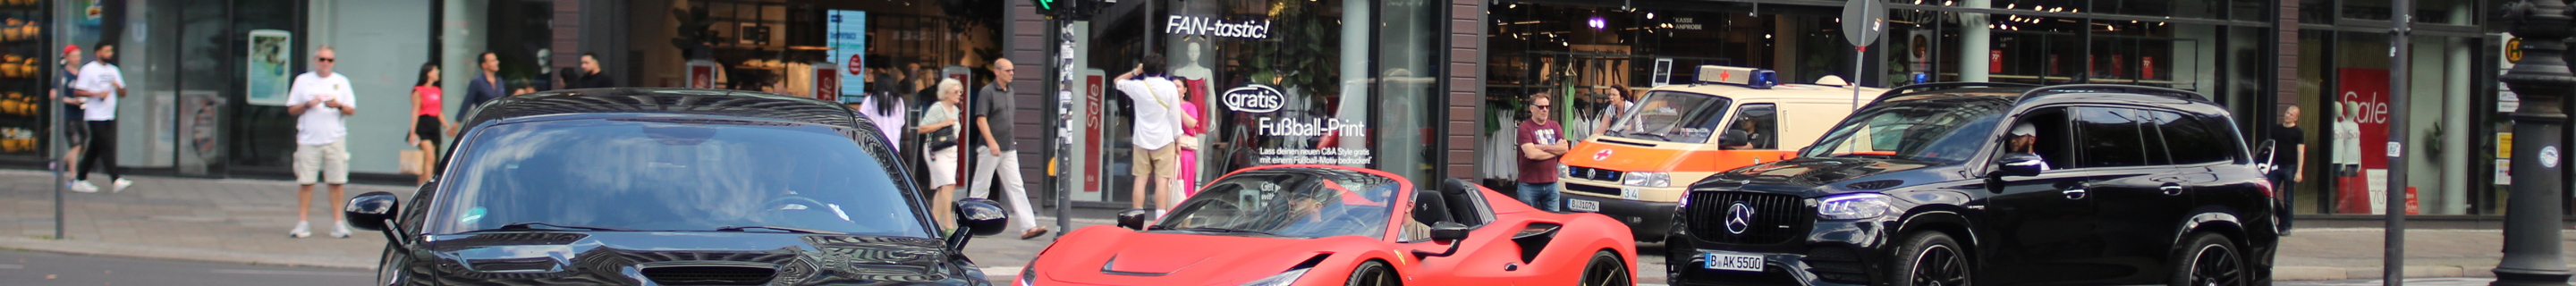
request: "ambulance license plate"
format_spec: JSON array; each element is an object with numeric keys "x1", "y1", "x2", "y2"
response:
[{"x1": 1567, "y1": 199, "x2": 1600, "y2": 212}]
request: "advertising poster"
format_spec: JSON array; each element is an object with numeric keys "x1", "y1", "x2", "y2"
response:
[
  {"x1": 245, "y1": 29, "x2": 292, "y2": 105},
  {"x1": 826, "y1": 10, "x2": 865, "y2": 101},
  {"x1": 2334, "y1": 68, "x2": 2398, "y2": 214}
]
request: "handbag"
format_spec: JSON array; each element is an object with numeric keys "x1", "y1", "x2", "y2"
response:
[
  {"x1": 397, "y1": 150, "x2": 425, "y2": 174},
  {"x1": 926, "y1": 126, "x2": 958, "y2": 151}
]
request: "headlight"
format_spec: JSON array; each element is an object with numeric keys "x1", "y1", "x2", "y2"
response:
[
  {"x1": 1236, "y1": 268, "x2": 1312, "y2": 286},
  {"x1": 1816, "y1": 193, "x2": 1894, "y2": 220},
  {"x1": 1623, "y1": 172, "x2": 1672, "y2": 188},
  {"x1": 1016, "y1": 264, "x2": 1038, "y2": 286}
]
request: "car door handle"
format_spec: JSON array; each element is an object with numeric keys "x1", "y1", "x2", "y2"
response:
[
  {"x1": 2161, "y1": 184, "x2": 2186, "y2": 196},
  {"x1": 2062, "y1": 187, "x2": 2089, "y2": 200}
]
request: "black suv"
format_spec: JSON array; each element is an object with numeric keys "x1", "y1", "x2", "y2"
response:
[
  {"x1": 1665, "y1": 83, "x2": 2280, "y2": 286},
  {"x1": 343, "y1": 88, "x2": 1011, "y2": 286}
]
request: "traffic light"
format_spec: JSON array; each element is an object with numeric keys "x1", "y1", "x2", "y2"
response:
[{"x1": 1034, "y1": 0, "x2": 1069, "y2": 16}]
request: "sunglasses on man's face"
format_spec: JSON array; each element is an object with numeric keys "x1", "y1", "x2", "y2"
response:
[
  {"x1": 1534, "y1": 105, "x2": 1553, "y2": 110},
  {"x1": 318, "y1": 58, "x2": 335, "y2": 63}
]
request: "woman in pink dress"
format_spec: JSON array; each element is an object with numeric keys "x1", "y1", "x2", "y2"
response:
[{"x1": 1175, "y1": 96, "x2": 1203, "y2": 199}]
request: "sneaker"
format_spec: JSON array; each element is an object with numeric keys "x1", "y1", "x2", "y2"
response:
[
  {"x1": 1019, "y1": 227, "x2": 1052, "y2": 240},
  {"x1": 332, "y1": 221, "x2": 352, "y2": 239},
  {"x1": 288, "y1": 221, "x2": 312, "y2": 238},
  {"x1": 68, "y1": 181, "x2": 97, "y2": 193},
  {"x1": 110, "y1": 179, "x2": 132, "y2": 193}
]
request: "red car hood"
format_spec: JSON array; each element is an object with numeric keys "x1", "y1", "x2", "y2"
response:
[{"x1": 1034, "y1": 225, "x2": 1383, "y2": 285}]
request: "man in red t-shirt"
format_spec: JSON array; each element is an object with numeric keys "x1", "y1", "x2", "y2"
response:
[{"x1": 1518, "y1": 94, "x2": 1571, "y2": 212}]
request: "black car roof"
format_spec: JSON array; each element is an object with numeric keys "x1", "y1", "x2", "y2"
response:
[
  {"x1": 1873, "y1": 83, "x2": 2228, "y2": 117},
  {"x1": 460, "y1": 88, "x2": 860, "y2": 129}
]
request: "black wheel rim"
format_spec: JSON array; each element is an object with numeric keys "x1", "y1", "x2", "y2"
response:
[
  {"x1": 1352, "y1": 264, "x2": 1398, "y2": 286},
  {"x1": 1582, "y1": 254, "x2": 1631, "y2": 286},
  {"x1": 2189, "y1": 244, "x2": 2243, "y2": 286},
  {"x1": 1911, "y1": 244, "x2": 1967, "y2": 286}
]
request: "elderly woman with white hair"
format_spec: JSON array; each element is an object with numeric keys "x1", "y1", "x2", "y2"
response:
[{"x1": 917, "y1": 78, "x2": 966, "y2": 228}]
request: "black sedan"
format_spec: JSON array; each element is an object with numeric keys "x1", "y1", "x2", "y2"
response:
[{"x1": 343, "y1": 88, "x2": 1011, "y2": 286}]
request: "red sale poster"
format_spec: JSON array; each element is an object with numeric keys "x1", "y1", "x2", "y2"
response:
[{"x1": 2334, "y1": 69, "x2": 2402, "y2": 214}]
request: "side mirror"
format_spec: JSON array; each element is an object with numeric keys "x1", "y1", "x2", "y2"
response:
[
  {"x1": 955, "y1": 198, "x2": 1008, "y2": 237},
  {"x1": 1115, "y1": 208, "x2": 1153, "y2": 231},
  {"x1": 2252, "y1": 139, "x2": 2279, "y2": 170},
  {"x1": 1717, "y1": 130, "x2": 1751, "y2": 148},
  {"x1": 1429, "y1": 222, "x2": 1470, "y2": 241},
  {"x1": 343, "y1": 191, "x2": 402, "y2": 232},
  {"x1": 1413, "y1": 222, "x2": 1472, "y2": 258},
  {"x1": 1992, "y1": 154, "x2": 2046, "y2": 178}
]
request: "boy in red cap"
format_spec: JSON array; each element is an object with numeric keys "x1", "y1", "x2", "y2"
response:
[{"x1": 52, "y1": 44, "x2": 86, "y2": 189}]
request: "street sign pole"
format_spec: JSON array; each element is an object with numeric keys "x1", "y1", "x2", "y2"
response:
[
  {"x1": 2493, "y1": 0, "x2": 2576, "y2": 284},
  {"x1": 2383, "y1": 1, "x2": 2410, "y2": 285},
  {"x1": 1842, "y1": 0, "x2": 1884, "y2": 108}
]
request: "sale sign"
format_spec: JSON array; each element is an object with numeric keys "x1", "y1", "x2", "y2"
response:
[{"x1": 2334, "y1": 68, "x2": 2403, "y2": 214}]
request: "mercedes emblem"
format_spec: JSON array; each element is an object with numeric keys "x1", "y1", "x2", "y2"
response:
[{"x1": 1725, "y1": 201, "x2": 1755, "y2": 234}]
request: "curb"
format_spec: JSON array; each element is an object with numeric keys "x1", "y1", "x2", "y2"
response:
[
  {"x1": 0, "y1": 236, "x2": 375, "y2": 270},
  {"x1": 2275, "y1": 265, "x2": 2501, "y2": 281}
]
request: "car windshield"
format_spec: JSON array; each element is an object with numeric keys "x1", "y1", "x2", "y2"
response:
[
  {"x1": 429, "y1": 118, "x2": 929, "y2": 238},
  {"x1": 1601, "y1": 90, "x2": 1734, "y2": 143},
  {"x1": 1154, "y1": 169, "x2": 1402, "y2": 240},
  {"x1": 1801, "y1": 96, "x2": 2015, "y2": 164}
]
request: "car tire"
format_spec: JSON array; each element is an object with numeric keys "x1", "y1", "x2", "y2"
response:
[
  {"x1": 2170, "y1": 233, "x2": 2248, "y2": 286},
  {"x1": 1888, "y1": 231, "x2": 1969, "y2": 286},
  {"x1": 1347, "y1": 260, "x2": 1400, "y2": 286},
  {"x1": 1580, "y1": 249, "x2": 1633, "y2": 286}
]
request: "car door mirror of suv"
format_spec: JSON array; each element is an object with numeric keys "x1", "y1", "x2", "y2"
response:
[
  {"x1": 956, "y1": 198, "x2": 1009, "y2": 237},
  {"x1": 2253, "y1": 139, "x2": 2278, "y2": 170},
  {"x1": 1992, "y1": 155, "x2": 2046, "y2": 178},
  {"x1": 343, "y1": 190, "x2": 408, "y2": 248},
  {"x1": 945, "y1": 198, "x2": 1009, "y2": 251}
]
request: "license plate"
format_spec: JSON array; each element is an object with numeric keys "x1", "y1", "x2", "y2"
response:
[
  {"x1": 1567, "y1": 199, "x2": 1601, "y2": 212},
  {"x1": 1619, "y1": 188, "x2": 1640, "y2": 200},
  {"x1": 1702, "y1": 251, "x2": 1765, "y2": 272}
]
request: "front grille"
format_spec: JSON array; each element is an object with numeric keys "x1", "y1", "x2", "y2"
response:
[
  {"x1": 640, "y1": 265, "x2": 777, "y2": 286},
  {"x1": 1568, "y1": 166, "x2": 1622, "y2": 181},
  {"x1": 1565, "y1": 183, "x2": 1622, "y2": 197},
  {"x1": 1685, "y1": 192, "x2": 1809, "y2": 245}
]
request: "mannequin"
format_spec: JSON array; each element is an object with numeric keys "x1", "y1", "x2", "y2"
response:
[{"x1": 1174, "y1": 39, "x2": 1214, "y2": 103}]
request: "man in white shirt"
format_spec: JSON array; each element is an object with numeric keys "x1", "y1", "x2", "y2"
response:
[
  {"x1": 1113, "y1": 55, "x2": 1180, "y2": 217},
  {"x1": 284, "y1": 46, "x2": 359, "y2": 239},
  {"x1": 70, "y1": 43, "x2": 128, "y2": 193}
]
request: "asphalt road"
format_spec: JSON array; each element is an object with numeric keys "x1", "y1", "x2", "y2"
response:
[{"x1": 0, "y1": 248, "x2": 373, "y2": 285}]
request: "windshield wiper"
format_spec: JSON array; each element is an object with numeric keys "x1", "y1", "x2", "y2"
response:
[
  {"x1": 466, "y1": 222, "x2": 639, "y2": 232},
  {"x1": 715, "y1": 225, "x2": 837, "y2": 234}
]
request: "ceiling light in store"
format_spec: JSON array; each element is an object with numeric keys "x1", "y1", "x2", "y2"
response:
[
  {"x1": 1509, "y1": 4, "x2": 1517, "y2": 8},
  {"x1": 1765, "y1": 34, "x2": 1772, "y2": 38},
  {"x1": 2050, "y1": 7, "x2": 2062, "y2": 13},
  {"x1": 1589, "y1": 17, "x2": 1606, "y2": 29},
  {"x1": 1944, "y1": 0, "x2": 1953, "y2": 5},
  {"x1": 2005, "y1": 4, "x2": 2014, "y2": 9},
  {"x1": 1647, "y1": 13, "x2": 1655, "y2": 19}
]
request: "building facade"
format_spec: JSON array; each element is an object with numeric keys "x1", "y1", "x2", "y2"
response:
[{"x1": 21, "y1": 0, "x2": 2534, "y2": 220}]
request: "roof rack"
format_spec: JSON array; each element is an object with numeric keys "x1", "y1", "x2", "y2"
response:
[
  {"x1": 2014, "y1": 84, "x2": 2209, "y2": 104},
  {"x1": 1872, "y1": 82, "x2": 2044, "y2": 102}
]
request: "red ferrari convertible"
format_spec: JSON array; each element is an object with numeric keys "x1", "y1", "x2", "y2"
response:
[{"x1": 1015, "y1": 164, "x2": 1637, "y2": 286}]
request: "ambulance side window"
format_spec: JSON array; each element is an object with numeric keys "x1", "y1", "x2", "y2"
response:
[{"x1": 1723, "y1": 104, "x2": 1779, "y2": 149}]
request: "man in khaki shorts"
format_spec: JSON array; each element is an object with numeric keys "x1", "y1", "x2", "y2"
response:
[
  {"x1": 1114, "y1": 54, "x2": 1182, "y2": 217},
  {"x1": 285, "y1": 46, "x2": 358, "y2": 239}
]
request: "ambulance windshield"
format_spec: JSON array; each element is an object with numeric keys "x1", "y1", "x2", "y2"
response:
[{"x1": 1600, "y1": 90, "x2": 1734, "y2": 144}]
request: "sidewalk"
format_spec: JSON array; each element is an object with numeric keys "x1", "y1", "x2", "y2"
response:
[{"x1": 3, "y1": 169, "x2": 2572, "y2": 282}]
